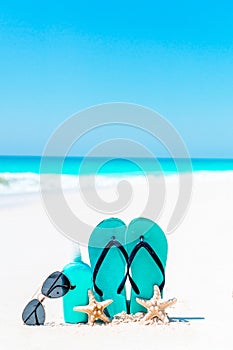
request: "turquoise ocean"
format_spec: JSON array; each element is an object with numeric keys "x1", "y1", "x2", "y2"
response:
[{"x1": 0, "y1": 156, "x2": 233, "y2": 196}]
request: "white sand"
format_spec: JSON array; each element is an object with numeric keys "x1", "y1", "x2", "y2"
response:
[{"x1": 0, "y1": 173, "x2": 232, "y2": 349}]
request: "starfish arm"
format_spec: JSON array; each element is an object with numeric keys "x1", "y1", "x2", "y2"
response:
[
  {"x1": 73, "y1": 305, "x2": 93, "y2": 316},
  {"x1": 73, "y1": 306, "x2": 80, "y2": 311},
  {"x1": 136, "y1": 297, "x2": 149, "y2": 309},
  {"x1": 143, "y1": 310, "x2": 156, "y2": 321},
  {"x1": 99, "y1": 299, "x2": 113, "y2": 309},
  {"x1": 88, "y1": 314, "x2": 96, "y2": 326},
  {"x1": 159, "y1": 298, "x2": 177, "y2": 310},
  {"x1": 88, "y1": 289, "x2": 96, "y2": 303},
  {"x1": 153, "y1": 285, "x2": 161, "y2": 300},
  {"x1": 157, "y1": 310, "x2": 169, "y2": 324},
  {"x1": 99, "y1": 313, "x2": 111, "y2": 323}
]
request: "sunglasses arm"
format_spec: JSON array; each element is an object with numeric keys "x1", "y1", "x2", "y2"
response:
[{"x1": 31, "y1": 288, "x2": 46, "y2": 303}]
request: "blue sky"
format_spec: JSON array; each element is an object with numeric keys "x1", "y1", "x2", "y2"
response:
[{"x1": 0, "y1": 0, "x2": 232, "y2": 157}]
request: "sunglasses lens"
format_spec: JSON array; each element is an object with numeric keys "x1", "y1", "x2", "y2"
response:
[
  {"x1": 22, "y1": 299, "x2": 45, "y2": 326},
  {"x1": 41, "y1": 271, "x2": 71, "y2": 298}
]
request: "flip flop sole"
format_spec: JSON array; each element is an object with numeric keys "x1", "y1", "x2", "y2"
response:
[
  {"x1": 126, "y1": 217, "x2": 168, "y2": 314},
  {"x1": 88, "y1": 218, "x2": 127, "y2": 318}
]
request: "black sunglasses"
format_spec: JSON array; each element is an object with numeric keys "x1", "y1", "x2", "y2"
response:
[{"x1": 22, "y1": 271, "x2": 75, "y2": 326}]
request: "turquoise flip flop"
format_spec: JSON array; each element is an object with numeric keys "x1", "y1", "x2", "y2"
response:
[
  {"x1": 123, "y1": 217, "x2": 168, "y2": 314},
  {"x1": 62, "y1": 257, "x2": 93, "y2": 323},
  {"x1": 88, "y1": 218, "x2": 128, "y2": 318}
]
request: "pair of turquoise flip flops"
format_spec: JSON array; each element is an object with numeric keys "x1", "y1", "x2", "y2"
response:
[
  {"x1": 63, "y1": 217, "x2": 167, "y2": 322},
  {"x1": 88, "y1": 217, "x2": 168, "y2": 318}
]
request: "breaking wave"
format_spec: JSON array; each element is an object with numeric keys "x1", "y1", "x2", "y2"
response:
[{"x1": 0, "y1": 172, "x2": 145, "y2": 196}]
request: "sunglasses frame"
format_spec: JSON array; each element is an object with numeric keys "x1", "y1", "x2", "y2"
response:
[{"x1": 22, "y1": 271, "x2": 75, "y2": 326}]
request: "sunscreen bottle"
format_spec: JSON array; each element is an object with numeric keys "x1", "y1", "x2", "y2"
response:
[{"x1": 62, "y1": 251, "x2": 93, "y2": 323}]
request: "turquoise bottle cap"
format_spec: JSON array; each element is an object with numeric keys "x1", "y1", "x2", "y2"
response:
[{"x1": 71, "y1": 243, "x2": 82, "y2": 262}]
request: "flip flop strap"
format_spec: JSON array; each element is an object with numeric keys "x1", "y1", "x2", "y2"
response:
[
  {"x1": 117, "y1": 239, "x2": 165, "y2": 295},
  {"x1": 93, "y1": 238, "x2": 128, "y2": 296}
]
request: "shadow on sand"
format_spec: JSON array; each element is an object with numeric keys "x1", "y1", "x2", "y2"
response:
[{"x1": 169, "y1": 317, "x2": 205, "y2": 323}]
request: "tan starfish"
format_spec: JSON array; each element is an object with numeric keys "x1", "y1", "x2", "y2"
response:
[
  {"x1": 73, "y1": 289, "x2": 113, "y2": 325},
  {"x1": 136, "y1": 285, "x2": 177, "y2": 324}
]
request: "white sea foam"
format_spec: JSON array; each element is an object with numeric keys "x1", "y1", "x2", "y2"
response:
[
  {"x1": 1, "y1": 170, "x2": 233, "y2": 197},
  {"x1": 0, "y1": 172, "x2": 147, "y2": 196},
  {"x1": 0, "y1": 173, "x2": 40, "y2": 195}
]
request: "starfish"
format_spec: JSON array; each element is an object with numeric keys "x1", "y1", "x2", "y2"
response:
[
  {"x1": 136, "y1": 285, "x2": 177, "y2": 324},
  {"x1": 73, "y1": 289, "x2": 113, "y2": 325}
]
